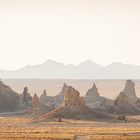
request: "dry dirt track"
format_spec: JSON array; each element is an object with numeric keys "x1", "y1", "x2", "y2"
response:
[{"x1": 75, "y1": 133, "x2": 140, "y2": 140}]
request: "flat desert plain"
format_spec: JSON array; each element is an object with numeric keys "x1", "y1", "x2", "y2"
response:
[{"x1": 0, "y1": 114, "x2": 140, "y2": 140}]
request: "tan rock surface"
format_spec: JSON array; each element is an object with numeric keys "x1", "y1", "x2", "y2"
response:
[
  {"x1": 63, "y1": 86, "x2": 85, "y2": 106},
  {"x1": 123, "y1": 80, "x2": 138, "y2": 103}
]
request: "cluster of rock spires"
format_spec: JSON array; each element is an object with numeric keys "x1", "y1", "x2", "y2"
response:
[
  {"x1": 34, "y1": 80, "x2": 140, "y2": 117},
  {"x1": 37, "y1": 85, "x2": 111, "y2": 121},
  {"x1": 102, "y1": 80, "x2": 140, "y2": 115},
  {"x1": 0, "y1": 79, "x2": 140, "y2": 120},
  {"x1": 38, "y1": 83, "x2": 68, "y2": 112}
]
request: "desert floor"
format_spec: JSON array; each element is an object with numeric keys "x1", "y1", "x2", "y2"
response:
[{"x1": 0, "y1": 114, "x2": 140, "y2": 140}]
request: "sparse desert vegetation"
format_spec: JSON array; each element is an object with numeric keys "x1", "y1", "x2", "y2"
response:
[
  {"x1": 0, "y1": 80, "x2": 140, "y2": 140},
  {"x1": 0, "y1": 116, "x2": 140, "y2": 140}
]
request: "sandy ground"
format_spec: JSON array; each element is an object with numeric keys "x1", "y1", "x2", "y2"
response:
[{"x1": 0, "y1": 113, "x2": 140, "y2": 140}]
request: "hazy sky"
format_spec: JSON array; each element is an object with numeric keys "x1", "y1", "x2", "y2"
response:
[{"x1": 0, "y1": 0, "x2": 140, "y2": 70}]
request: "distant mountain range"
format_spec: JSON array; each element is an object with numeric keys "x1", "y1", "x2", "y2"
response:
[{"x1": 1, "y1": 60, "x2": 140, "y2": 79}]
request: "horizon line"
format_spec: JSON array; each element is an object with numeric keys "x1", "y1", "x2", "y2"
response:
[{"x1": 1, "y1": 59, "x2": 140, "y2": 71}]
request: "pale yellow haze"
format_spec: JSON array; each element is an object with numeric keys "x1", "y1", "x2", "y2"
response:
[{"x1": 0, "y1": 0, "x2": 140, "y2": 70}]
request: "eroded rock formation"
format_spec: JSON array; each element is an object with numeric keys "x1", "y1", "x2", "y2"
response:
[
  {"x1": 135, "y1": 98, "x2": 140, "y2": 108},
  {"x1": 23, "y1": 87, "x2": 32, "y2": 106},
  {"x1": 37, "y1": 85, "x2": 113, "y2": 121},
  {"x1": 63, "y1": 86, "x2": 85, "y2": 106},
  {"x1": 32, "y1": 93, "x2": 40, "y2": 110},
  {"x1": 84, "y1": 83, "x2": 113, "y2": 108},
  {"x1": 59, "y1": 83, "x2": 68, "y2": 95},
  {"x1": 114, "y1": 92, "x2": 130, "y2": 107},
  {"x1": 0, "y1": 80, "x2": 19, "y2": 112},
  {"x1": 24, "y1": 93, "x2": 53, "y2": 115},
  {"x1": 40, "y1": 89, "x2": 47, "y2": 104},
  {"x1": 85, "y1": 84, "x2": 100, "y2": 97},
  {"x1": 100, "y1": 98, "x2": 113, "y2": 109},
  {"x1": 40, "y1": 83, "x2": 68, "y2": 108},
  {"x1": 123, "y1": 80, "x2": 138, "y2": 103},
  {"x1": 136, "y1": 99, "x2": 140, "y2": 104},
  {"x1": 19, "y1": 87, "x2": 32, "y2": 109},
  {"x1": 105, "y1": 91, "x2": 140, "y2": 115}
]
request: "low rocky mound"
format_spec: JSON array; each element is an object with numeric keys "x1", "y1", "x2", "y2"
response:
[
  {"x1": 84, "y1": 84, "x2": 113, "y2": 108},
  {"x1": 37, "y1": 85, "x2": 113, "y2": 121},
  {"x1": 39, "y1": 105, "x2": 111, "y2": 120},
  {"x1": 100, "y1": 98, "x2": 113, "y2": 109},
  {"x1": 0, "y1": 80, "x2": 19, "y2": 112}
]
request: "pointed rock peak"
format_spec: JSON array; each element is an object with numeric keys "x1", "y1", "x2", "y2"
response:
[
  {"x1": 23, "y1": 87, "x2": 28, "y2": 94},
  {"x1": 63, "y1": 82, "x2": 67, "y2": 86},
  {"x1": 119, "y1": 91, "x2": 127, "y2": 98},
  {"x1": 32, "y1": 93, "x2": 40, "y2": 109},
  {"x1": 62, "y1": 83, "x2": 67, "y2": 89},
  {"x1": 85, "y1": 83, "x2": 100, "y2": 97},
  {"x1": 32, "y1": 93, "x2": 39, "y2": 104},
  {"x1": 63, "y1": 86, "x2": 85, "y2": 106},
  {"x1": 114, "y1": 91, "x2": 129, "y2": 106},
  {"x1": 40, "y1": 90, "x2": 47, "y2": 104},
  {"x1": 59, "y1": 83, "x2": 68, "y2": 95},
  {"x1": 43, "y1": 89, "x2": 47, "y2": 96},
  {"x1": 125, "y1": 80, "x2": 135, "y2": 88},
  {"x1": 92, "y1": 83, "x2": 97, "y2": 90},
  {"x1": 123, "y1": 80, "x2": 137, "y2": 103},
  {"x1": 33, "y1": 93, "x2": 38, "y2": 98}
]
